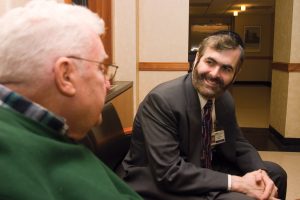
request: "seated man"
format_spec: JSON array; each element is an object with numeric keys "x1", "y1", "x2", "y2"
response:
[
  {"x1": 0, "y1": 1, "x2": 141, "y2": 200},
  {"x1": 119, "y1": 31, "x2": 287, "y2": 200}
]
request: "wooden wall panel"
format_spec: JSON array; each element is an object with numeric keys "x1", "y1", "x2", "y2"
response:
[
  {"x1": 272, "y1": 62, "x2": 300, "y2": 72},
  {"x1": 110, "y1": 87, "x2": 133, "y2": 129},
  {"x1": 139, "y1": 62, "x2": 189, "y2": 71},
  {"x1": 65, "y1": 0, "x2": 112, "y2": 64},
  {"x1": 88, "y1": 0, "x2": 112, "y2": 64}
]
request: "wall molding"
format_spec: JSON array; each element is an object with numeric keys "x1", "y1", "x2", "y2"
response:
[
  {"x1": 269, "y1": 126, "x2": 300, "y2": 151},
  {"x1": 234, "y1": 81, "x2": 271, "y2": 87},
  {"x1": 242, "y1": 127, "x2": 300, "y2": 152},
  {"x1": 138, "y1": 61, "x2": 300, "y2": 72},
  {"x1": 272, "y1": 62, "x2": 300, "y2": 72},
  {"x1": 138, "y1": 57, "x2": 272, "y2": 71},
  {"x1": 245, "y1": 56, "x2": 272, "y2": 60},
  {"x1": 139, "y1": 62, "x2": 189, "y2": 71}
]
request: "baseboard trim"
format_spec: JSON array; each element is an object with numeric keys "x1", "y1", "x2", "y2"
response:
[
  {"x1": 269, "y1": 126, "x2": 300, "y2": 146},
  {"x1": 241, "y1": 127, "x2": 300, "y2": 152},
  {"x1": 234, "y1": 81, "x2": 271, "y2": 87}
]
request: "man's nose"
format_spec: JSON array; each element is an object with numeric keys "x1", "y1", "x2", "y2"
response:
[
  {"x1": 105, "y1": 78, "x2": 111, "y2": 91},
  {"x1": 210, "y1": 66, "x2": 221, "y2": 78}
]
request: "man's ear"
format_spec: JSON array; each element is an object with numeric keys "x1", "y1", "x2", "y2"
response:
[
  {"x1": 53, "y1": 57, "x2": 77, "y2": 96},
  {"x1": 231, "y1": 68, "x2": 241, "y2": 84},
  {"x1": 233, "y1": 65, "x2": 242, "y2": 82},
  {"x1": 192, "y1": 52, "x2": 200, "y2": 70}
]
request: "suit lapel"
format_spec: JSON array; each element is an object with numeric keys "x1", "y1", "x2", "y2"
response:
[
  {"x1": 215, "y1": 94, "x2": 236, "y2": 162},
  {"x1": 183, "y1": 73, "x2": 203, "y2": 166}
]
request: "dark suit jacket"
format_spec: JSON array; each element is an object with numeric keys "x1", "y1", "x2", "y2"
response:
[{"x1": 119, "y1": 73, "x2": 265, "y2": 199}]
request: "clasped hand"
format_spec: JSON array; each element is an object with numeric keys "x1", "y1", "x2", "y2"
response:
[{"x1": 232, "y1": 169, "x2": 279, "y2": 200}]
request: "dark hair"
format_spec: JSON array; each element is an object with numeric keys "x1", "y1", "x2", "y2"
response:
[{"x1": 210, "y1": 30, "x2": 244, "y2": 48}]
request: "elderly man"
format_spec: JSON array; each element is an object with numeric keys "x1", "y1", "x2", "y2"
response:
[{"x1": 0, "y1": 1, "x2": 141, "y2": 199}]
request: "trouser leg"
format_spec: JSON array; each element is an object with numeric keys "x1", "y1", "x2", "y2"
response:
[
  {"x1": 263, "y1": 161, "x2": 287, "y2": 200},
  {"x1": 212, "y1": 191, "x2": 254, "y2": 200}
]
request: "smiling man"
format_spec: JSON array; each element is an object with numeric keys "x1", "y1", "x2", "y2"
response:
[{"x1": 118, "y1": 31, "x2": 287, "y2": 200}]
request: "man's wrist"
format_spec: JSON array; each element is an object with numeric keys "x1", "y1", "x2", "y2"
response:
[{"x1": 230, "y1": 175, "x2": 244, "y2": 193}]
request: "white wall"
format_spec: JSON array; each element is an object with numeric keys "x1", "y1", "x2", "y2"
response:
[
  {"x1": 113, "y1": 0, "x2": 137, "y2": 112},
  {"x1": 113, "y1": 0, "x2": 189, "y2": 109},
  {"x1": 138, "y1": 0, "x2": 189, "y2": 103},
  {"x1": 270, "y1": 0, "x2": 300, "y2": 138}
]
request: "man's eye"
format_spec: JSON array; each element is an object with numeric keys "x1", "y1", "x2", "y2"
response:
[
  {"x1": 221, "y1": 66, "x2": 233, "y2": 73},
  {"x1": 206, "y1": 60, "x2": 214, "y2": 66},
  {"x1": 98, "y1": 64, "x2": 105, "y2": 72}
]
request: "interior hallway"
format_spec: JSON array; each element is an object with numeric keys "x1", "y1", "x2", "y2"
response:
[
  {"x1": 259, "y1": 151, "x2": 300, "y2": 200},
  {"x1": 232, "y1": 84, "x2": 300, "y2": 200}
]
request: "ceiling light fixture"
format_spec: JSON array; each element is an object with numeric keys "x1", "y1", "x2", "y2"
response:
[
  {"x1": 241, "y1": 5, "x2": 246, "y2": 11},
  {"x1": 233, "y1": 11, "x2": 238, "y2": 16}
]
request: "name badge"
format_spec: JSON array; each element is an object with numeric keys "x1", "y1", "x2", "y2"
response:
[{"x1": 211, "y1": 130, "x2": 225, "y2": 146}]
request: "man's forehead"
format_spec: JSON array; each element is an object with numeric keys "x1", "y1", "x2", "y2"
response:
[
  {"x1": 96, "y1": 39, "x2": 108, "y2": 61},
  {"x1": 202, "y1": 47, "x2": 241, "y2": 67}
]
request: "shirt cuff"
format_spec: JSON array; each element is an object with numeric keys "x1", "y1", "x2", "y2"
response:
[{"x1": 228, "y1": 174, "x2": 232, "y2": 191}]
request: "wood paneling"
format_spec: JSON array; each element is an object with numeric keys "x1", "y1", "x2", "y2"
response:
[
  {"x1": 88, "y1": 0, "x2": 112, "y2": 64},
  {"x1": 65, "y1": 1, "x2": 112, "y2": 64},
  {"x1": 245, "y1": 56, "x2": 272, "y2": 60},
  {"x1": 139, "y1": 62, "x2": 189, "y2": 71},
  {"x1": 64, "y1": 0, "x2": 72, "y2": 4},
  {"x1": 272, "y1": 62, "x2": 300, "y2": 72},
  {"x1": 110, "y1": 87, "x2": 133, "y2": 129}
]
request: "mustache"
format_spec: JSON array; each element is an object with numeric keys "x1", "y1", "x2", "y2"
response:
[{"x1": 196, "y1": 72, "x2": 224, "y2": 87}]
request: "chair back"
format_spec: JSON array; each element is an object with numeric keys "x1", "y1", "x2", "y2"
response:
[{"x1": 81, "y1": 102, "x2": 131, "y2": 171}]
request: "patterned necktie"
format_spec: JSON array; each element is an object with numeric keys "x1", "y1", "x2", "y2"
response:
[{"x1": 201, "y1": 99, "x2": 213, "y2": 168}]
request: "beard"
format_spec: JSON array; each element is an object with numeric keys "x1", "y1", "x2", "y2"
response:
[{"x1": 192, "y1": 69, "x2": 231, "y2": 99}]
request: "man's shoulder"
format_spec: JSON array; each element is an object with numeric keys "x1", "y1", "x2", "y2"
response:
[
  {"x1": 216, "y1": 90, "x2": 234, "y2": 106},
  {"x1": 150, "y1": 73, "x2": 190, "y2": 96},
  {"x1": 215, "y1": 90, "x2": 235, "y2": 118},
  {"x1": 139, "y1": 73, "x2": 195, "y2": 111}
]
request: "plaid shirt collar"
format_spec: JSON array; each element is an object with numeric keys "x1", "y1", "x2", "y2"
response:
[{"x1": 0, "y1": 84, "x2": 68, "y2": 136}]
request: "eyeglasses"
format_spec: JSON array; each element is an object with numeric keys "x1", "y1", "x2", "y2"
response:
[{"x1": 67, "y1": 56, "x2": 119, "y2": 82}]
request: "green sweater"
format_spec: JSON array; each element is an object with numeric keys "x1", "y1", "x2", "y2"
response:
[{"x1": 0, "y1": 106, "x2": 142, "y2": 200}]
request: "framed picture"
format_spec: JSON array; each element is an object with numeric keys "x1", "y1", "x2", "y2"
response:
[{"x1": 244, "y1": 26, "x2": 261, "y2": 52}]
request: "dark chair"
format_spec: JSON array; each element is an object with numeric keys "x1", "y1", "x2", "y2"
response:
[
  {"x1": 188, "y1": 50, "x2": 197, "y2": 72},
  {"x1": 81, "y1": 102, "x2": 131, "y2": 171}
]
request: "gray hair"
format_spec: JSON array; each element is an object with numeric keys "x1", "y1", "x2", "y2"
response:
[{"x1": 0, "y1": 0, "x2": 105, "y2": 84}]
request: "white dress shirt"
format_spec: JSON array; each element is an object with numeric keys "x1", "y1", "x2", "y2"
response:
[{"x1": 197, "y1": 92, "x2": 232, "y2": 190}]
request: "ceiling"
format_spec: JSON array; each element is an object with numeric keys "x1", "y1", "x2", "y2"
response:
[{"x1": 190, "y1": 0, "x2": 275, "y2": 17}]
